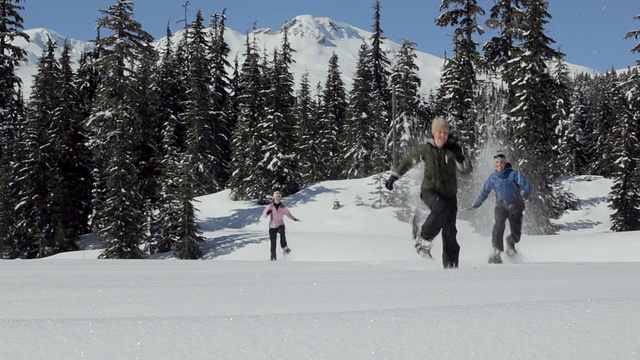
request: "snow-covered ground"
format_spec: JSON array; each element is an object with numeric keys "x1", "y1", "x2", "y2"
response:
[{"x1": 1, "y1": 175, "x2": 639, "y2": 359}]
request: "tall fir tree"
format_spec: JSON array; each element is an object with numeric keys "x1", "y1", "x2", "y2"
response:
[
  {"x1": 436, "y1": 0, "x2": 485, "y2": 150},
  {"x1": 209, "y1": 10, "x2": 233, "y2": 187},
  {"x1": 182, "y1": 10, "x2": 219, "y2": 196},
  {"x1": 390, "y1": 40, "x2": 424, "y2": 162},
  {"x1": 341, "y1": 41, "x2": 375, "y2": 178},
  {"x1": 321, "y1": 52, "x2": 347, "y2": 180},
  {"x1": 509, "y1": 0, "x2": 564, "y2": 234},
  {"x1": 608, "y1": 69, "x2": 640, "y2": 232},
  {"x1": 257, "y1": 29, "x2": 300, "y2": 196},
  {"x1": 0, "y1": 0, "x2": 28, "y2": 257},
  {"x1": 88, "y1": 0, "x2": 155, "y2": 259},
  {"x1": 228, "y1": 35, "x2": 265, "y2": 200},
  {"x1": 367, "y1": 0, "x2": 392, "y2": 173},
  {"x1": 483, "y1": 0, "x2": 525, "y2": 110},
  {"x1": 12, "y1": 37, "x2": 59, "y2": 258},
  {"x1": 295, "y1": 71, "x2": 323, "y2": 185}
]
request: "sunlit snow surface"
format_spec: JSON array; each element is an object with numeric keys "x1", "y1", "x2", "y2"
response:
[{"x1": 1, "y1": 175, "x2": 639, "y2": 359}]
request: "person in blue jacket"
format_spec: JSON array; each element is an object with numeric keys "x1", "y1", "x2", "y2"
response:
[{"x1": 470, "y1": 153, "x2": 532, "y2": 263}]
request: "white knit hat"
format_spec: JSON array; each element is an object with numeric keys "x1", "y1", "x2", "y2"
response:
[{"x1": 273, "y1": 191, "x2": 282, "y2": 198}]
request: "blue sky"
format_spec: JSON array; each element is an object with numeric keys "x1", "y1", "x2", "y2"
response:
[{"x1": 21, "y1": 0, "x2": 639, "y2": 72}]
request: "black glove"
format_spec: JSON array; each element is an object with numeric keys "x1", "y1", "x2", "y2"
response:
[
  {"x1": 447, "y1": 141, "x2": 465, "y2": 162},
  {"x1": 385, "y1": 175, "x2": 399, "y2": 191},
  {"x1": 266, "y1": 209, "x2": 272, "y2": 215}
]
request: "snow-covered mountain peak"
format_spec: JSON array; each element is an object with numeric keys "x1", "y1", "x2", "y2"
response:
[{"x1": 282, "y1": 15, "x2": 366, "y2": 46}]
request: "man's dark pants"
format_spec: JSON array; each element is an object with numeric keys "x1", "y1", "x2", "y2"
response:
[{"x1": 419, "y1": 190, "x2": 460, "y2": 267}]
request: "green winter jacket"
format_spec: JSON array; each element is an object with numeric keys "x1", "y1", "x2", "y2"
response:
[{"x1": 393, "y1": 138, "x2": 471, "y2": 199}]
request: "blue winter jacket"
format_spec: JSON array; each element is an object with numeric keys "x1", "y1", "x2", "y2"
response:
[{"x1": 472, "y1": 163, "x2": 532, "y2": 207}]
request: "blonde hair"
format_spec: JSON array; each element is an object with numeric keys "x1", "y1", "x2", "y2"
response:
[{"x1": 431, "y1": 117, "x2": 449, "y2": 134}]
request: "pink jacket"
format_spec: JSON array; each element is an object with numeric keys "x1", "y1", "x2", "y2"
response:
[{"x1": 263, "y1": 203, "x2": 298, "y2": 228}]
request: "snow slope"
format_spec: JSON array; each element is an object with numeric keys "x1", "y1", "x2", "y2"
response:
[{"x1": 1, "y1": 174, "x2": 639, "y2": 360}]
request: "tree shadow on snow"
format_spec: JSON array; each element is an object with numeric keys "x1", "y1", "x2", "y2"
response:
[
  {"x1": 555, "y1": 219, "x2": 602, "y2": 231},
  {"x1": 580, "y1": 195, "x2": 608, "y2": 208},
  {"x1": 200, "y1": 232, "x2": 266, "y2": 259},
  {"x1": 281, "y1": 186, "x2": 343, "y2": 207},
  {"x1": 199, "y1": 207, "x2": 264, "y2": 231}
]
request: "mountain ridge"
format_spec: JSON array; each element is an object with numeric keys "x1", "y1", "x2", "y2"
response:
[{"x1": 16, "y1": 15, "x2": 599, "y2": 100}]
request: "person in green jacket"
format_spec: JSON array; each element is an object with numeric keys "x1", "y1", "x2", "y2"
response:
[{"x1": 385, "y1": 117, "x2": 472, "y2": 268}]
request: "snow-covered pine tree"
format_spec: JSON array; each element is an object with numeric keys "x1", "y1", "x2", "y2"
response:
[
  {"x1": 321, "y1": 52, "x2": 347, "y2": 180},
  {"x1": 389, "y1": 40, "x2": 424, "y2": 162},
  {"x1": 588, "y1": 71, "x2": 624, "y2": 178},
  {"x1": 608, "y1": 69, "x2": 640, "y2": 232},
  {"x1": 0, "y1": 0, "x2": 28, "y2": 258},
  {"x1": 295, "y1": 71, "x2": 323, "y2": 185},
  {"x1": 209, "y1": 10, "x2": 233, "y2": 187},
  {"x1": 609, "y1": 22, "x2": 640, "y2": 231},
  {"x1": 182, "y1": 10, "x2": 219, "y2": 196},
  {"x1": 436, "y1": 0, "x2": 485, "y2": 151},
  {"x1": 48, "y1": 42, "x2": 92, "y2": 252},
  {"x1": 509, "y1": 0, "x2": 564, "y2": 234},
  {"x1": 12, "y1": 37, "x2": 59, "y2": 259},
  {"x1": 258, "y1": 28, "x2": 300, "y2": 197},
  {"x1": 149, "y1": 25, "x2": 187, "y2": 254},
  {"x1": 367, "y1": 0, "x2": 392, "y2": 173},
  {"x1": 228, "y1": 35, "x2": 265, "y2": 200},
  {"x1": 562, "y1": 73, "x2": 595, "y2": 175},
  {"x1": 341, "y1": 41, "x2": 375, "y2": 179},
  {"x1": 549, "y1": 53, "x2": 572, "y2": 179},
  {"x1": 89, "y1": 0, "x2": 155, "y2": 259},
  {"x1": 483, "y1": 0, "x2": 525, "y2": 111}
]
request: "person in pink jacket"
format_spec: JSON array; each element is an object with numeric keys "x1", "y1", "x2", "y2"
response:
[{"x1": 262, "y1": 191, "x2": 300, "y2": 261}]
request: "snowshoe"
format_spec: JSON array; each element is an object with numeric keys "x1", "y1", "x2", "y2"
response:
[
  {"x1": 506, "y1": 246, "x2": 517, "y2": 258},
  {"x1": 415, "y1": 238, "x2": 434, "y2": 259},
  {"x1": 488, "y1": 250, "x2": 502, "y2": 264},
  {"x1": 283, "y1": 246, "x2": 291, "y2": 255}
]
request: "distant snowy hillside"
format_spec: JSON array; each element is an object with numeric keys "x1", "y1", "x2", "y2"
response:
[{"x1": 17, "y1": 16, "x2": 600, "y2": 99}]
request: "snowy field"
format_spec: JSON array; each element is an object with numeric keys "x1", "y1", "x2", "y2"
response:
[{"x1": 1, "y1": 175, "x2": 639, "y2": 359}]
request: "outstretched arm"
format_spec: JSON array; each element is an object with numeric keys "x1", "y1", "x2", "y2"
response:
[{"x1": 472, "y1": 177, "x2": 493, "y2": 208}]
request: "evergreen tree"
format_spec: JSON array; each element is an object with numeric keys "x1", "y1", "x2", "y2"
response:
[
  {"x1": 390, "y1": 40, "x2": 423, "y2": 161},
  {"x1": 12, "y1": 37, "x2": 59, "y2": 258},
  {"x1": 258, "y1": 29, "x2": 300, "y2": 196},
  {"x1": 589, "y1": 71, "x2": 623, "y2": 177},
  {"x1": 49, "y1": 42, "x2": 92, "y2": 252},
  {"x1": 321, "y1": 53, "x2": 347, "y2": 179},
  {"x1": 483, "y1": 0, "x2": 525, "y2": 109},
  {"x1": 562, "y1": 73, "x2": 594, "y2": 175},
  {"x1": 89, "y1": 0, "x2": 155, "y2": 259},
  {"x1": 182, "y1": 10, "x2": 219, "y2": 196},
  {"x1": 0, "y1": 0, "x2": 28, "y2": 257},
  {"x1": 341, "y1": 41, "x2": 375, "y2": 178},
  {"x1": 367, "y1": 0, "x2": 392, "y2": 173},
  {"x1": 624, "y1": 14, "x2": 640, "y2": 64},
  {"x1": 509, "y1": 0, "x2": 563, "y2": 234},
  {"x1": 209, "y1": 10, "x2": 233, "y2": 186},
  {"x1": 609, "y1": 69, "x2": 640, "y2": 232},
  {"x1": 436, "y1": 0, "x2": 485, "y2": 150},
  {"x1": 295, "y1": 71, "x2": 323, "y2": 185},
  {"x1": 228, "y1": 35, "x2": 265, "y2": 200},
  {"x1": 150, "y1": 25, "x2": 189, "y2": 254}
]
